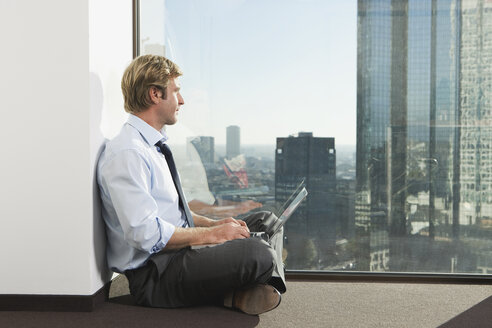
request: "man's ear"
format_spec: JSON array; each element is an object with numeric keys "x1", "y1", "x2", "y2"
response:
[{"x1": 149, "y1": 86, "x2": 163, "y2": 104}]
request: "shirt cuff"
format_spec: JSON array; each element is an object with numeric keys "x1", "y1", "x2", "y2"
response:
[{"x1": 151, "y1": 217, "x2": 176, "y2": 253}]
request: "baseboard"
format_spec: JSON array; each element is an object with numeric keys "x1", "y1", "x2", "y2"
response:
[
  {"x1": 286, "y1": 271, "x2": 492, "y2": 284},
  {"x1": 0, "y1": 282, "x2": 111, "y2": 312}
]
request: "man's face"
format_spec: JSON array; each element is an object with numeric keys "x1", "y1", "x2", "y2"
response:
[{"x1": 156, "y1": 77, "x2": 184, "y2": 126}]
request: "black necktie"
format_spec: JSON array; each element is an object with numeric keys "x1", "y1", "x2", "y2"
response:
[{"x1": 156, "y1": 141, "x2": 195, "y2": 228}]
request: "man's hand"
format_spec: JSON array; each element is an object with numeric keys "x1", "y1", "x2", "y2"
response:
[
  {"x1": 165, "y1": 212, "x2": 251, "y2": 250},
  {"x1": 212, "y1": 217, "x2": 249, "y2": 230},
  {"x1": 191, "y1": 212, "x2": 248, "y2": 231},
  {"x1": 209, "y1": 221, "x2": 250, "y2": 244}
]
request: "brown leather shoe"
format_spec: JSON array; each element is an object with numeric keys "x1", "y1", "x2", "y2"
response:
[{"x1": 224, "y1": 284, "x2": 281, "y2": 315}]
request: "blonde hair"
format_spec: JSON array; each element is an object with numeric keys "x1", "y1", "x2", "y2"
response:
[{"x1": 121, "y1": 55, "x2": 183, "y2": 114}]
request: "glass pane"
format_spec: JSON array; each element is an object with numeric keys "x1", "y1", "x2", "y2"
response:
[{"x1": 139, "y1": 0, "x2": 492, "y2": 275}]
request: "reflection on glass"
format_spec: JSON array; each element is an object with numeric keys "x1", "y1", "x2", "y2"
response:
[{"x1": 140, "y1": 0, "x2": 492, "y2": 274}]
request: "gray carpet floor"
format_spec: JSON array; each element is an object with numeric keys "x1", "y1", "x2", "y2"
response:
[
  {"x1": 2, "y1": 275, "x2": 492, "y2": 328},
  {"x1": 108, "y1": 274, "x2": 492, "y2": 328},
  {"x1": 259, "y1": 281, "x2": 492, "y2": 327}
]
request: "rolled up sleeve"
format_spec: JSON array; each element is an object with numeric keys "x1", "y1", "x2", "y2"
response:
[{"x1": 101, "y1": 150, "x2": 175, "y2": 253}]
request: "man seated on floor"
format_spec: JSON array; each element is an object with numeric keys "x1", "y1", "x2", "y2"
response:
[{"x1": 97, "y1": 54, "x2": 286, "y2": 315}]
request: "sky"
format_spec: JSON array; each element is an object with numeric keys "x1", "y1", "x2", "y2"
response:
[{"x1": 140, "y1": 0, "x2": 357, "y2": 145}]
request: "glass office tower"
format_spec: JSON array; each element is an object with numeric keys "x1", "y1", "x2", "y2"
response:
[
  {"x1": 356, "y1": 0, "x2": 394, "y2": 271},
  {"x1": 357, "y1": 0, "x2": 492, "y2": 273},
  {"x1": 459, "y1": 0, "x2": 492, "y2": 272},
  {"x1": 459, "y1": 0, "x2": 492, "y2": 226},
  {"x1": 356, "y1": 0, "x2": 467, "y2": 272}
]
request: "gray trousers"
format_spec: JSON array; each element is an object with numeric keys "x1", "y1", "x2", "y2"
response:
[{"x1": 125, "y1": 211, "x2": 286, "y2": 308}]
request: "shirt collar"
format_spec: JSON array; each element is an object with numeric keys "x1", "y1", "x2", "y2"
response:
[{"x1": 126, "y1": 114, "x2": 169, "y2": 146}]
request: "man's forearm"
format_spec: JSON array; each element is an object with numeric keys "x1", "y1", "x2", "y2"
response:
[
  {"x1": 164, "y1": 226, "x2": 212, "y2": 250},
  {"x1": 164, "y1": 220, "x2": 251, "y2": 250}
]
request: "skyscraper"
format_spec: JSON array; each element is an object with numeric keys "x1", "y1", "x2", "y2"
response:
[
  {"x1": 226, "y1": 125, "x2": 240, "y2": 159},
  {"x1": 275, "y1": 132, "x2": 336, "y2": 269},
  {"x1": 458, "y1": 0, "x2": 492, "y2": 226},
  {"x1": 189, "y1": 136, "x2": 215, "y2": 166},
  {"x1": 356, "y1": 0, "x2": 462, "y2": 272},
  {"x1": 356, "y1": 0, "x2": 396, "y2": 271}
]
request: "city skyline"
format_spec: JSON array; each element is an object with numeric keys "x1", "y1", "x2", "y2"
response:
[
  {"x1": 167, "y1": 121, "x2": 356, "y2": 151},
  {"x1": 140, "y1": 0, "x2": 492, "y2": 274}
]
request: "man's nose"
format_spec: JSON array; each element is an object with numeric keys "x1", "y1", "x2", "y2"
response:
[{"x1": 178, "y1": 93, "x2": 185, "y2": 105}]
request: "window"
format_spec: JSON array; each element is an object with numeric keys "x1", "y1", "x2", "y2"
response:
[{"x1": 138, "y1": 0, "x2": 492, "y2": 276}]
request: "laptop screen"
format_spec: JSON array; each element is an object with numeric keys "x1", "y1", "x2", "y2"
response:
[
  {"x1": 270, "y1": 187, "x2": 308, "y2": 237},
  {"x1": 277, "y1": 179, "x2": 306, "y2": 215},
  {"x1": 278, "y1": 187, "x2": 308, "y2": 222}
]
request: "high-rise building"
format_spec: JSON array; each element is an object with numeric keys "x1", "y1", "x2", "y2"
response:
[
  {"x1": 357, "y1": 0, "x2": 492, "y2": 274},
  {"x1": 226, "y1": 125, "x2": 240, "y2": 159},
  {"x1": 275, "y1": 132, "x2": 336, "y2": 269},
  {"x1": 356, "y1": 0, "x2": 398, "y2": 272},
  {"x1": 356, "y1": 0, "x2": 462, "y2": 272},
  {"x1": 189, "y1": 136, "x2": 215, "y2": 166},
  {"x1": 459, "y1": 0, "x2": 492, "y2": 225}
]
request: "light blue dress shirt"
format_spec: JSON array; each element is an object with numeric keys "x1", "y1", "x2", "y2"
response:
[{"x1": 97, "y1": 114, "x2": 187, "y2": 273}]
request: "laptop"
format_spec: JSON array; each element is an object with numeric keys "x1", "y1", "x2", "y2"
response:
[
  {"x1": 192, "y1": 184, "x2": 308, "y2": 249},
  {"x1": 250, "y1": 186, "x2": 308, "y2": 240}
]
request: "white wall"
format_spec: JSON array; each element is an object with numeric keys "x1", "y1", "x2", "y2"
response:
[
  {"x1": 88, "y1": 0, "x2": 133, "y2": 294},
  {"x1": 0, "y1": 0, "x2": 132, "y2": 295}
]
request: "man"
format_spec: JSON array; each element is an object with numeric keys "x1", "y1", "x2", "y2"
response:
[{"x1": 97, "y1": 54, "x2": 286, "y2": 314}]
